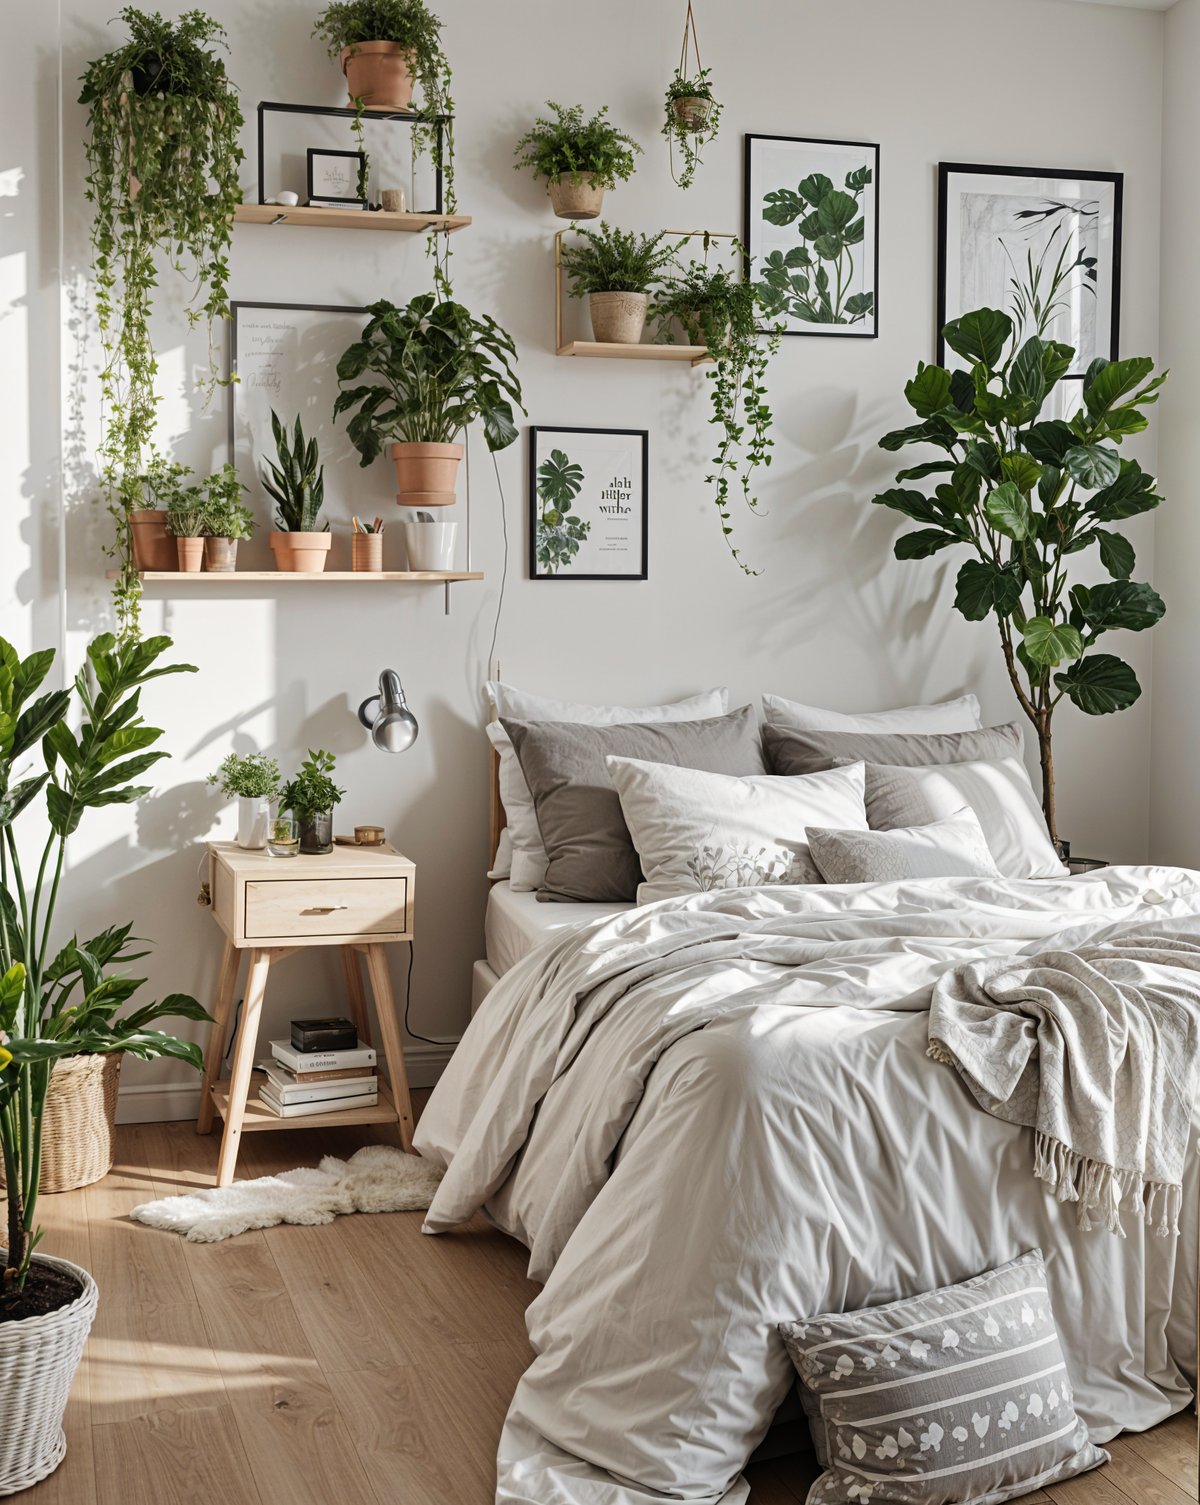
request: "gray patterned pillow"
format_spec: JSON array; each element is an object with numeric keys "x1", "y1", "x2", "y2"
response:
[
  {"x1": 807, "y1": 807, "x2": 1000, "y2": 883},
  {"x1": 779, "y1": 1250, "x2": 1107, "y2": 1504}
]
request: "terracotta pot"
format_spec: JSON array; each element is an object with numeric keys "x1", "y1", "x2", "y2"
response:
[
  {"x1": 175, "y1": 537, "x2": 204, "y2": 573},
  {"x1": 129, "y1": 509, "x2": 176, "y2": 571},
  {"x1": 352, "y1": 533, "x2": 384, "y2": 572},
  {"x1": 390, "y1": 442, "x2": 463, "y2": 506},
  {"x1": 589, "y1": 291, "x2": 648, "y2": 345},
  {"x1": 204, "y1": 537, "x2": 238, "y2": 573},
  {"x1": 269, "y1": 531, "x2": 333, "y2": 572},
  {"x1": 341, "y1": 41, "x2": 416, "y2": 111},
  {"x1": 547, "y1": 173, "x2": 604, "y2": 220},
  {"x1": 672, "y1": 95, "x2": 713, "y2": 133}
]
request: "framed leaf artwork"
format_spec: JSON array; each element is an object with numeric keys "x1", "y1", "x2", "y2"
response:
[
  {"x1": 743, "y1": 133, "x2": 879, "y2": 338},
  {"x1": 528, "y1": 426, "x2": 648, "y2": 581}
]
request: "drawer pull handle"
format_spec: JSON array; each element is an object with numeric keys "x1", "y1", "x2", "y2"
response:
[{"x1": 308, "y1": 904, "x2": 349, "y2": 914}]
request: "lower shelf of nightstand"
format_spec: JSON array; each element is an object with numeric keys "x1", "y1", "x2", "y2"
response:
[{"x1": 210, "y1": 1078, "x2": 400, "y2": 1132}]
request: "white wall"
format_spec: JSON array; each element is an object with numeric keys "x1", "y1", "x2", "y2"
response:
[
  {"x1": 1149, "y1": 0, "x2": 1200, "y2": 866},
  {"x1": 0, "y1": 0, "x2": 1170, "y2": 1117}
]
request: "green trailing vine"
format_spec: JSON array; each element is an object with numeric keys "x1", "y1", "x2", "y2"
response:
[
  {"x1": 79, "y1": 7, "x2": 244, "y2": 636},
  {"x1": 662, "y1": 70, "x2": 721, "y2": 190}
]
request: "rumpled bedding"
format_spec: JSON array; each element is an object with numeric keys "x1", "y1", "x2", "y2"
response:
[{"x1": 414, "y1": 869, "x2": 1200, "y2": 1505}]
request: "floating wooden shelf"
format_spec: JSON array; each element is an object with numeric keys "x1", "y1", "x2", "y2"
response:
[
  {"x1": 210, "y1": 1079, "x2": 400, "y2": 1133},
  {"x1": 557, "y1": 340, "x2": 712, "y2": 366},
  {"x1": 112, "y1": 570, "x2": 483, "y2": 583},
  {"x1": 234, "y1": 203, "x2": 471, "y2": 234}
]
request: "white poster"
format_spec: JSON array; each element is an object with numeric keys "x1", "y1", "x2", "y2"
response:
[{"x1": 529, "y1": 427, "x2": 648, "y2": 580}]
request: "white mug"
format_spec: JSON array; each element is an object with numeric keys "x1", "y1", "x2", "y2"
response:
[{"x1": 403, "y1": 520, "x2": 458, "y2": 572}]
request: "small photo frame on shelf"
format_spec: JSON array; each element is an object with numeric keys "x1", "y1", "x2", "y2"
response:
[
  {"x1": 529, "y1": 426, "x2": 648, "y2": 581},
  {"x1": 306, "y1": 148, "x2": 366, "y2": 205}
]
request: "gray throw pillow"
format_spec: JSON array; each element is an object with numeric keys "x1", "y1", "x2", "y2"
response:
[
  {"x1": 764, "y1": 720, "x2": 1023, "y2": 777},
  {"x1": 502, "y1": 706, "x2": 765, "y2": 902},
  {"x1": 780, "y1": 1249, "x2": 1107, "y2": 1504},
  {"x1": 807, "y1": 807, "x2": 1001, "y2": 883}
]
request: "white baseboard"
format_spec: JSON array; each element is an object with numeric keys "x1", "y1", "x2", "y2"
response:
[{"x1": 115, "y1": 1042, "x2": 457, "y2": 1124}]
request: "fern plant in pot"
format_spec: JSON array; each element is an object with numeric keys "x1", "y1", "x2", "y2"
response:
[
  {"x1": 0, "y1": 632, "x2": 207, "y2": 1492},
  {"x1": 559, "y1": 224, "x2": 681, "y2": 345},
  {"x1": 263, "y1": 412, "x2": 331, "y2": 572},
  {"x1": 513, "y1": 102, "x2": 642, "y2": 220},
  {"x1": 335, "y1": 294, "x2": 523, "y2": 505}
]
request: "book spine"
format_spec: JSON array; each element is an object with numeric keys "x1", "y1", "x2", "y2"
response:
[
  {"x1": 263, "y1": 1072, "x2": 378, "y2": 1105},
  {"x1": 259, "y1": 1091, "x2": 379, "y2": 1119},
  {"x1": 270, "y1": 1041, "x2": 377, "y2": 1072}
]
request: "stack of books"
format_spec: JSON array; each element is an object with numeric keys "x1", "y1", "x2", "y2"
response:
[{"x1": 258, "y1": 1036, "x2": 380, "y2": 1118}]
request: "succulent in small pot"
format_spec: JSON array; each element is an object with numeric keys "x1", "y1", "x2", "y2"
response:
[
  {"x1": 280, "y1": 749, "x2": 345, "y2": 855},
  {"x1": 559, "y1": 223, "x2": 682, "y2": 345},
  {"x1": 262, "y1": 411, "x2": 332, "y2": 572},
  {"x1": 335, "y1": 294, "x2": 523, "y2": 504},
  {"x1": 208, "y1": 751, "x2": 282, "y2": 849},
  {"x1": 164, "y1": 493, "x2": 211, "y2": 572},
  {"x1": 513, "y1": 102, "x2": 641, "y2": 221},
  {"x1": 662, "y1": 69, "x2": 721, "y2": 190},
  {"x1": 129, "y1": 455, "x2": 194, "y2": 572},
  {"x1": 201, "y1": 463, "x2": 253, "y2": 573}
]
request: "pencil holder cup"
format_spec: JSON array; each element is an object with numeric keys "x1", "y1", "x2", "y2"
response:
[{"x1": 352, "y1": 533, "x2": 383, "y2": 572}]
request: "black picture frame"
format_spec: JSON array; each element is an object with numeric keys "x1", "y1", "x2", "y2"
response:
[
  {"x1": 743, "y1": 132, "x2": 880, "y2": 339},
  {"x1": 528, "y1": 426, "x2": 648, "y2": 582},
  {"x1": 306, "y1": 147, "x2": 367, "y2": 205},
  {"x1": 937, "y1": 161, "x2": 1124, "y2": 377}
]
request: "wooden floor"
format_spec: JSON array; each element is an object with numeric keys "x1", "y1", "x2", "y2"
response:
[{"x1": 12, "y1": 1103, "x2": 1197, "y2": 1505}]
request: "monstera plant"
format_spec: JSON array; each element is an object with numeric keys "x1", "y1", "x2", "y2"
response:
[
  {"x1": 533, "y1": 448, "x2": 589, "y2": 574},
  {"x1": 873, "y1": 306, "x2": 1167, "y2": 849}
]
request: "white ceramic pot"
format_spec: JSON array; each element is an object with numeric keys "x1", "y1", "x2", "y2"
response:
[
  {"x1": 0, "y1": 1253, "x2": 98, "y2": 1493},
  {"x1": 236, "y1": 795, "x2": 270, "y2": 850},
  {"x1": 403, "y1": 520, "x2": 458, "y2": 573}
]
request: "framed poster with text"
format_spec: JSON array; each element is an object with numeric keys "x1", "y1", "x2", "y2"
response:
[{"x1": 528, "y1": 426, "x2": 648, "y2": 581}]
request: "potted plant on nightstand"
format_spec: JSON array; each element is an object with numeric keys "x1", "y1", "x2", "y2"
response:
[
  {"x1": 202, "y1": 464, "x2": 254, "y2": 573},
  {"x1": 560, "y1": 224, "x2": 681, "y2": 345},
  {"x1": 513, "y1": 102, "x2": 641, "y2": 220},
  {"x1": 164, "y1": 491, "x2": 211, "y2": 572},
  {"x1": 0, "y1": 631, "x2": 208, "y2": 1493},
  {"x1": 263, "y1": 410, "x2": 332, "y2": 572},
  {"x1": 335, "y1": 294, "x2": 523, "y2": 505},
  {"x1": 208, "y1": 752, "x2": 282, "y2": 849},
  {"x1": 280, "y1": 750, "x2": 345, "y2": 855}
]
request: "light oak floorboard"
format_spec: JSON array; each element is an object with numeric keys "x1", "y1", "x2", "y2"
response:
[{"x1": 10, "y1": 1111, "x2": 1194, "y2": 1505}]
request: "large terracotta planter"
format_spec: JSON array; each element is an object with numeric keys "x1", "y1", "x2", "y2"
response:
[
  {"x1": 589, "y1": 291, "x2": 648, "y2": 345},
  {"x1": 175, "y1": 537, "x2": 204, "y2": 573},
  {"x1": 341, "y1": 41, "x2": 416, "y2": 111},
  {"x1": 548, "y1": 173, "x2": 604, "y2": 220},
  {"x1": 390, "y1": 442, "x2": 463, "y2": 506},
  {"x1": 270, "y1": 531, "x2": 332, "y2": 572},
  {"x1": 129, "y1": 509, "x2": 176, "y2": 572}
]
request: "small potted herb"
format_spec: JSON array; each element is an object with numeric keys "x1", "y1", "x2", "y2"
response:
[
  {"x1": 130, "y1": 456, "x2": 192, "y2": 572},
  {"x1": 280, "y1": 749, "x2": 345, "y2": 855},
  {"x1": 662, "y1": 69, "x2": 721, "y2": 190},
  {"x1": 202, "y1": 464, "x2": 254, "y2": 572},
  {"x1": 164, "y1": 492, "x2": 211, "y2": 572},
  {"x1": 559, "y1": 224, "x2": 681, "y2": 345},
  {"x1": 263, "y1": 411, "x2": 332, "y2": 572},
  {"x1": 513, "y1": 102, "x2": 641, "y2": 220},
  {"x1": 208, "y1": 752, "x2": 282, "y2": 849}
]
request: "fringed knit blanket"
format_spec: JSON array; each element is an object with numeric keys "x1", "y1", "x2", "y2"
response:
[{"x1": 929, "y1": 930, "x2": 1200, "y2": 1237}]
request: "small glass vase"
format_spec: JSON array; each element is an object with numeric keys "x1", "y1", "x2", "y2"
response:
[
  {"x1": 267, "y1": 816, "x2": 300, "y2": 859},
  {"x1": 298, "y1": 810, "x2": 333, "y2": 855}
]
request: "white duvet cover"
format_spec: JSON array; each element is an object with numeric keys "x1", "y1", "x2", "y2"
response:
[{"x1": 414, "y1": 869, "x2": 1200, "y2": 1505}]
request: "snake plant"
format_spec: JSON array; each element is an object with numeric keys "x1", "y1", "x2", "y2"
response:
[{"x1": 261, "y1": 410, "x2": 328, "y2": 532}]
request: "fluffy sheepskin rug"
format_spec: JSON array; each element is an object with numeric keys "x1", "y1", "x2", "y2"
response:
[{"x1": 130, "y1": 1144, "x2": 444, "y2": 1244}]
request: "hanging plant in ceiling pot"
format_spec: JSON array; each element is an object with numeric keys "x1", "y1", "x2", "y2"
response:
[
  {"x1": 661, "y1": 3, "x2": 721, "y2": 190},
  {"x1": 79, "y1": 7, "x2": 243, "y2": 635},
  {"x1": 334, "y1": 294, "x2": 524, "y2": 508},
  {"x1": 559, "y1": 224, "x2": 682, "y2": 345},
  {"x1": 513, "y1": 102, "x2": 642, "y2": 221},
  {"x1": 262, "y1": 411, "x2": 333, "y2": 573}
]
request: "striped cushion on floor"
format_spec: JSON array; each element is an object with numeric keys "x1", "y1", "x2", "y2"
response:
[{"x1": 779, "y1": 1249, "x2": 1107, "y2": 1504}]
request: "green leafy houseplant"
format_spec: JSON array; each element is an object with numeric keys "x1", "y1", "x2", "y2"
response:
[
  {"x1": 0, "y1": 632, "x2": 207, "y2": 1298},
  {"x1": 662, "y1": 69, "x2": 721, "y2": 191},
  {"x1": 262, "y1": 412, "x2": 328, "y2": 532},
  {"x1": 755, "y1": 166, "x2": 875, "y2": 327},
  {"x1": 514, "y1": 101, "x2": 642, "y2": 210},
  {"x1": 79, "y1": 7, "x2": 244, "y2": 635},
  {"x1": 873, "y1": 305, "x2": 1167, "y2": 848},
  {"x1": 559, "y1": 223, "x2": 680, "y2": 296},
  {"x1": 207, "y1": 752, "x2": 281, "y2": 801},
  {"x1": 201, "y1": 464, "x2": 253, "y2": 541},
  {"x1": 654, "y1": 251, "x2": 781, "y2": 573},
  {"x1": 280, "y1": 750, "x2": 344, "y2": 853},
  {"x1": 533, "y1": 449, "x2": 590, "y2": 575},
  {"x1": 164, "y1": 499, "x2": 210, "y2": 537}
]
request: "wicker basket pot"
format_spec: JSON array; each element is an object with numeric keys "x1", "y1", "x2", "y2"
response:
[
  {"x1": 39, "y1": 1054, "x2": 122, "y2": 1194},
  {"x1": 0, "y1": 1253, "x2": 98, "y2": 1495}
]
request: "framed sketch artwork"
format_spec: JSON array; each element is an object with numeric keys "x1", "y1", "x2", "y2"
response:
[
  {"x1": 743, "y1": 133, "x2": 879, "y2": 338},
  {"x1": 306, "y1": 147, "x2": 366, "y2": 205},
  {"x1": 938, "y1": 162, "x2": 1123, "y2": 379},
  {"x1": 529, "y1": 426, "x2": 648, "y2": 581}
]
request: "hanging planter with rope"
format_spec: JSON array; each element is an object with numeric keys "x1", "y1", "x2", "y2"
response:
[{"x1": 662, "y1": 1, "x2": 721, "y2": 190}]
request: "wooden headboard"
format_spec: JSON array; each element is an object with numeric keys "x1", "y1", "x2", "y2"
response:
[{"x1": 489, "y1": 743, "x2": 506, "y2": 872}]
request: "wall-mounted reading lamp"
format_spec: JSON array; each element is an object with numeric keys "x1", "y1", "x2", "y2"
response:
[{"x1": 357, "y1": 670, "x2": 419, "y2": 753}]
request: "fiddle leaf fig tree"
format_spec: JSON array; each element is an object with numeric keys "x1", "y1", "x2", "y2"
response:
[{"x1": 873, "y1": 307, "x2": 1167, "y2": 848}]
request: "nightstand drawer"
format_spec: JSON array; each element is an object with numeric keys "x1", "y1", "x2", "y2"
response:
[{"x1": 244, "y1": 876, "x2": 409, "y2": 940}]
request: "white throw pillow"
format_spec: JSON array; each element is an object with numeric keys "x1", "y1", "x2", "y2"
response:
[
  {"x1": 807, "y1": 807, "x2": 1001, "y2": 883},
  {"x1": 606, "y1": 756, "x2": 868, "y2": 905},
  {"x1": 763, "y1": 692, "x2": 982, "y2": 734},
  {"x1": 485, "y1": 684, "x2": 729, "y2": 889},
  {"x1": 857, "y1": 756, "x2": 1067, "y2": 880}
]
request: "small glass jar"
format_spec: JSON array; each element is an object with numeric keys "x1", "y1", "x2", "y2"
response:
[{"x1": 267, "y1": 816, "x2": 300, "y2": 859}]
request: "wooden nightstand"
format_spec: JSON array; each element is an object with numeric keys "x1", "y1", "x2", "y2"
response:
[{"x1": 196, "y1": 840, "x2": 417, "y2": 1186}]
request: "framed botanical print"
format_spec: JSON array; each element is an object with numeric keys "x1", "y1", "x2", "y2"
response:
[
  {"x1": 529, "y1": 426, "x2": 648, "y2": 581},
  {"x1": 306, "y1": 147, "x2": 366, "y2": 204},
  {"x1": 938, "y1": 162, "x2": 1123, "y2": 378},
  {"x1": 743, "y1": 133, "x2": 879, "y2": 338}
]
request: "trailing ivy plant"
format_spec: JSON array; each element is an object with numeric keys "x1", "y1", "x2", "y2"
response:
[
  {"x1": 873, "y1": 303, "x2": 1167, "y2": 848},
  {"x1": 662, "y1": 70, "x2": 721, "y2": 191},
  {"x1": 534, "y1": 449, "x2": 590, "y2": 574},
  {"x1": 755, "y1": 166, "x2": 874, "y2": 327},
  {"x1": 79, "y1": 7, "x2": 244, "y2": 636},
  {"x1": 654, "y1": 247, "x2": 781, "y2": 573}
]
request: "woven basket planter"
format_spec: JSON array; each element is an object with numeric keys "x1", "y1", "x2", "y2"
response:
[
  {"x1": 0, "y1": 1253, "x2": 98, "y2": 1495},
  {"x1": 40, "y1": 1054, "x2": 122, "y2": 1194}
]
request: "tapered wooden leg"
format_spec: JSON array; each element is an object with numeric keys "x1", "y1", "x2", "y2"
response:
[
  {"x1": 197, "y1": 939, "x2": 240, "y2": 1135},
  {"x1": 341, "y1": 946, "x2": 372, "y2": 1046},
  {"x1": 363, "y1": 943, "x2": 414, "y2": 1152},
  {"x1": 215, "y1": 947, "x2": 272, "y2": 1186}
]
